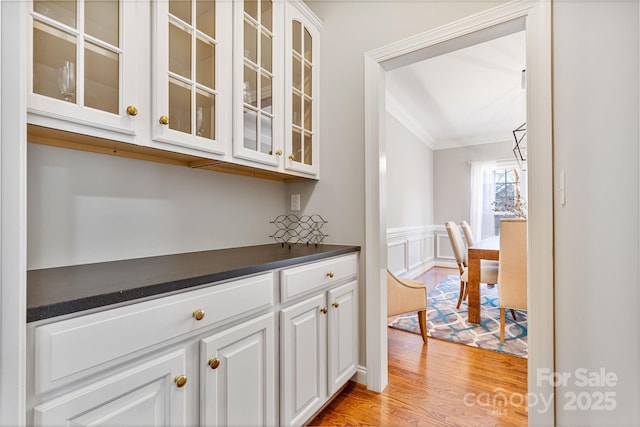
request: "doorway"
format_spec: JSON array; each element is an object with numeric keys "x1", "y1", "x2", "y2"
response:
[{"x1": 363, "y1": 2, "x2": 554, "y2": 425}]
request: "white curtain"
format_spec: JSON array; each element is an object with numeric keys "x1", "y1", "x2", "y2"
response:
[{"x1": 469, "y1": 160, "x2": 497, "y2": 241}]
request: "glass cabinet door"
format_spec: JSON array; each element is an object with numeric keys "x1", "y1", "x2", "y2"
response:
[
  {"x1": 284, "y1": 3, "x2": 320, "y2": 176},
  {"x1": 233, "y1": 0, "x2": 283, "y2": 166},
  {"x1": 29, "y1": 0, "x2": 139, "y2": 135},
  {"x1": 153, "y1": 0, "x2": 231, "y2": 155}
]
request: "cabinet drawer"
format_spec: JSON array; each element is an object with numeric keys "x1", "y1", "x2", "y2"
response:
[
  {"x1": 34, "y1": 273, "x2": 273, "y2": 394},
  {"x1": 280, "y1": 254, "x2": 357, "y2": 303}
]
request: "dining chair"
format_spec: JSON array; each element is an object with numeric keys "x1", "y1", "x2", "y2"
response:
[
  {"x1": 498, "y1": 218, "x2": 528, "y2": 343},
  {"x1": 460, "y1": 220, "x2": 475, "y2": 249},
  {"x1": 387, "y1": 269, "x2": 428, "y2": 343},
  {"x1": 444, "y1": 221, "x2": 499, "y2": 309}
]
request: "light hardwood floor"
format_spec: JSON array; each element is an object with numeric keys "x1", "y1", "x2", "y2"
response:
[{"x1": 308, "y1": 267, "x2": 528, "y2": 426}]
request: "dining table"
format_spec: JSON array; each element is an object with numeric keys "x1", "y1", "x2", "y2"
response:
[{"x1": 467, "y1": 235, "x2": 500, "y2": 324}]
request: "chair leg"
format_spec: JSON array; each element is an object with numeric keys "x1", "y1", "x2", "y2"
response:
[
  {"x1": 510, "y1": 308, "x2": 517, "y2": 321},
  {"x1": 500, "y1": 307, "x2": 506, "y2": 343},
  {"x1": 456, "y1": 281, "x2": 466, "y2": 309},
  {"x1": 417, "y1": 309, "x2": 428, "y2": 344}
]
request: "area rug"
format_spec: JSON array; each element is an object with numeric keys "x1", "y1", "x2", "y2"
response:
[{"x1": 388, "y1": 275, "x2": 528, "y2": 358}]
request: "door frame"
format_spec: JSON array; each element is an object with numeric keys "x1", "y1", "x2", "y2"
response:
[{"x1": 364, "y1": 1, "x2": 554, "y2": 425}]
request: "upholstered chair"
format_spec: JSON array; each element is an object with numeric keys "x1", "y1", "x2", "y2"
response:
[
  {"x1": 387, "y1": 270, "x2": 428, "y2": 343},
  {"x1": 498, "y1": 218, "x2": 528, "y2": 342}
]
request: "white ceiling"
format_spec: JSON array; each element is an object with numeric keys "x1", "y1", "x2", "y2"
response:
[{"x1": 385, "y1": 31, "x2": 526, "y2": 150}]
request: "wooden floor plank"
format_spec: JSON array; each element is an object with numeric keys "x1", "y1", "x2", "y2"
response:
[{"x1": 308, "y1": 268, "x2": 528, "y2": 426}]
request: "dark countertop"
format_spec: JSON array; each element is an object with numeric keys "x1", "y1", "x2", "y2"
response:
[{"x1": 27, "y1": 243, "x2": 360, "y2": 323}]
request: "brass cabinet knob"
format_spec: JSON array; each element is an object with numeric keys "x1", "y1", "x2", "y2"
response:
[
  {"x1": 126, "y1": 105, "x2": 138, "y2": 116},
  {"x1": 174, "y1": 375, "x2": 187, "y2": 388},
  {"x1": 275, "y1": 149, "x2": 283, "y2": 156},
  {"x1": 288, "y1": 154, "x2": 295, "y2": 160},
  {"x1": 320, "y1": 307, "x2": 328, "y2": 314},
  {"x1": 192, "y1": 309, "x2": 205, "y2": 321},
  {"x1": 208, "y1": 358, "x2": 220, "y2": 370},
  {"x1": 159, "y1": 115, "x2": 169, "y2": 125},
  {"x1": 326, "y1": 272, "x2": 334, "y2": 278},
  {"x1": 332, "y1": 301, "x2": 340, "y2": 308}
]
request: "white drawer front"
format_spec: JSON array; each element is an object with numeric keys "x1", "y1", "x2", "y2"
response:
[
  {"x1": 280, "y1": 254, "x2": 358, "y2": 303},
  {"x1": 35, "y1": 273, "x2": 273, "y2": 394}
]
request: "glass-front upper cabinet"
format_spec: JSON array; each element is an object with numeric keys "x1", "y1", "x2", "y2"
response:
[
  {"x1": 284, "y1": 2, "x2": 320, "y2": 176},
  {"x1": 29, "y1": 0, "x2": 139, "y2": 136},
  {"x1": 153, "y1": 0, "x2": 232, "y2": 155},
  {"x1": 233, "y1": 0, "x2": 284, "y2": 166}
]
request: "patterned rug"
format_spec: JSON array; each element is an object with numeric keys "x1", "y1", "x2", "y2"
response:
[{"x1": 388, "y1": 275, "x2": 528, "y2": 358}]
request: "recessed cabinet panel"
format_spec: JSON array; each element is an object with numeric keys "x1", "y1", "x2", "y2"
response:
[
  {"x1": 280, "y1": 293, "x2": 327, "y2": 426},
  {"x1": 28, "y1": 0, "x2": 138, "y2": 136},
  {"x1": 327, "y1": 281, "x2": 358, "y2": 395},
  {"x1": 153, "y1": 0, "x2": 231, "y2": 154},
  {"x1": 33, "y1": 350, "x2": 187, "y2": 427},
  {"x1": 200, "y1": 313, "x2": 276, "y2": 427}
]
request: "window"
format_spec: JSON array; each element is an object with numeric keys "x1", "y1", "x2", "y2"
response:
[{"x1": 470, "y1": 161, "x2": 526, "y2": 240}]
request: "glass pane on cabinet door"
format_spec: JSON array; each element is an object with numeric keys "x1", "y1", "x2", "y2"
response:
[
  {"x1": 169, "y1": 78, "x2": 192, "y2": 134},
  {"x1": 260, "y1": 115, "x2": 273, "y2": 154},
  {"x1": 244, "y1": 0, "x2": 258, "y2": 21},
  {"x1": 292, "y1": 92, "x2": 301, "y2": 127},
  {"x1": 304, "y1": 63, "x2": 312, "y2": 96},
  {"x1": 244, "y1": 19, "x2": 258, "y2": 64},
  {"x1": 304, "y1": 28, "x2": 312, "y2": 62},
  {"x1": 243, "y1": 108, "x2": 258, "y2": 150},
  {"x1": 33, "y1": 22, "x2": 77, "y2": 102},
  {"x1": 85, "y1": 42, "x2": 119, "y2": 114},
  {"x1": 261, "y1": 0, "x2": 272, "y2": 32},
  {"x1": 261, "y1": 73, "x2": 272, "y2": 111},
  {"x1": 196, "y1": 37, "x2": 215, "y2": 89},
  {"x1": 34, "y1": 0, "x2": 76, "y2": 28},
  {"x1": 85, "y1": 0, "x2": 118, "y2": 47},
  {"x1": 304, "y1": 97, "x2": 312, "y2": 131},
  {"x1": 196, "y1": 89, "x2": 215, "y2": 140},
  {"x1": 196, "y1": 0, "x2": 215, "y2": 38},
  {"x1": 243, "y1": 65, "x2": 258, "y2": 107},
  {"x1": 292, "y1": 56, "x2": 301, "y2": 91},
  {"x1": 304, "y1": 132, "x2": 312, "y2": 165},
  {"x1": 261, "y1": 32, "x2": 272, "y2": 72},
  {"x1": 291, "y1": 128, "x2": 301, "y2": 162},
  {"x1": 169, "y1": 22, "x2": 192, "y2": 79},
  {"x1": 292, "y1": 21, "x2": 301, "y2": 54},
  {"x1": 170, "y1": 0, "x2": 192, "y2": 24}
]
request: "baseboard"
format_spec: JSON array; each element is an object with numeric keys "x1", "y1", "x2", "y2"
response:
[{"x1": 352, "y1": 365, "x2": 367, "y2": 385}]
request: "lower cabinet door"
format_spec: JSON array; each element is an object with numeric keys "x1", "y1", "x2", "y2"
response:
[
  {"x1": 327, "y1": 280, "x2": 358, "y2": 395},
  {"x1": 200, "y1": 313, "x2": 276, "y2": 426},
  {"x1": 33, "y1": 349, "x2": 187, "y2": 426},
  {"x1": 280, "y1": 293, "x2": 327, "y2": 427}
]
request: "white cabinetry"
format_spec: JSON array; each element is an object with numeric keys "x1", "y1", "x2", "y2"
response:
[
  {"x1": 152, "y1": 0, "x2": 232, "y2": 155},
  {"x1": 284, "y1": 1, "x2": 321, "y2": 176},
  {"x1": 279, "y1": 254, "x2": 358, "y2": 426},
  {"x1": 27, "y1": 253, "x2": 358, "y2": 426},
  {"x1": 28, "y1": 273, "x2": 275, "y2": 426},
  {"x1": 26, "y1": 0, "x2": 322, "y2": 180},
  {"x1": 28, "y1": 0, "x2": 143, "y2": 139},
  {"x1": 200, "y1": 313, "x2": 276, "y2": 426}
]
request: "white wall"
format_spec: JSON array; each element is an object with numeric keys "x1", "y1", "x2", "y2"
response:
[
  {"x1": 385, "y1": 111, "x2": 434, "y2": 229},
  {"x1": 553, "y1": 1, "x2": 639, "y2": 424},
  {"x1": 27, "y1": 143, "x2": 287, "y2": 269},
  {"x1": 433, "y1": 141, "x2": 512, "y2": 225}
]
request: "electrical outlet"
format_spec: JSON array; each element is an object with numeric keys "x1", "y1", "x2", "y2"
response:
[{"x1": 291, "y1": 193, "x2": 301, "y2": 211}]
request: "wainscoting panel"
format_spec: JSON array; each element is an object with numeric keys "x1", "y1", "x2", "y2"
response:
[
  {"x1": 387, "y1": 226, "x2": 434, "y2": 278},
  {"x1": 387, "y1": 226, "x2": 458, "y2": 278}
]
